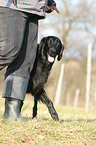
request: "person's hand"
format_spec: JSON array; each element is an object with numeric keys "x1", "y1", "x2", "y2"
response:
[{"x1": 46, "y1": 3, "x2": 60, "y2": 14}]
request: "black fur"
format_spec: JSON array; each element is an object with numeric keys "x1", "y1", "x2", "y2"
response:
[{"x1": 26, "y1": 36, "x2": 64, "y2": 121}]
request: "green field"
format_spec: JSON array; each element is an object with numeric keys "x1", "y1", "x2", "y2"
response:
[{"x1": 0, "y1": 96, "x2": 96, "y2": 145}]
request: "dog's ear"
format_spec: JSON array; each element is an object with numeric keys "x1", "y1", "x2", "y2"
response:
[
  {"x1": 57, "y1": 44, "x2": 64, "y2": 61},
  {"x1": 38, "y1": 37, "x2": 47, "y2": 53}
]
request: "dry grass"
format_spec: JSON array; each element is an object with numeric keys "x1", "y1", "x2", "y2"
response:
[{"x1": 0, "y1": 96, "x2": 96, "y2": 145}]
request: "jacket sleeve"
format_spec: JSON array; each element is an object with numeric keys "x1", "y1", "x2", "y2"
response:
[{"x1": 47, "y1": 0, "x2": 56, "y2": 6}]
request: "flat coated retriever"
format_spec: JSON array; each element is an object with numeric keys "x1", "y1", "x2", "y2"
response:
[{"x1": 27, "y1": 36, "x2": 64, "y2": 121}]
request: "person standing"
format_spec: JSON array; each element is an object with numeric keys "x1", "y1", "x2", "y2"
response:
[{"x1": 0, "y1": 0, "x2": 59, "y2": 121}]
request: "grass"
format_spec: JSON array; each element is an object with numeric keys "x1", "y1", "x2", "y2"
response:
[{"x1": 0, "y1": 95, "x2": 96, "y2": 145}]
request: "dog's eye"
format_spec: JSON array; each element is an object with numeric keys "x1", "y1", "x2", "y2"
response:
[
  {"x1": 48, "y1": 39, "x2": 53, "y2": 46},
  {"x1": 56, "y1": 39, "x2": 60, "y2": 46},
  {"x1": 57, "y1": 42, "x2": 59, "y2": 45}
]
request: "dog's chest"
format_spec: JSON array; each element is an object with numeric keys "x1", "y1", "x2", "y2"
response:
[
  {"x1": 32, "y1": 60, "x2": 51, "y2": 88},
  {"x1": 27, "y1": 58, "x2": 52, "y2": 95},
  {"x1": 34, "y1": 63, "x2": 49, "y2": 84}
]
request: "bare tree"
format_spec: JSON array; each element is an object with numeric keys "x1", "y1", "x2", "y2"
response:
[
  {"x1": 39, "y1": 0, "x2": 96, "y2": 58},
  {"x1": 39, "y1": 0, "x2": 96, "y2": 106}
]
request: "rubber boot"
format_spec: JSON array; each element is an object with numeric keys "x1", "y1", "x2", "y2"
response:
[{"x1": 3, "y1": 98, "x2": 26, "y2": 122}]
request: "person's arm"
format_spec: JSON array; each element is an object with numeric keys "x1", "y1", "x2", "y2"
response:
[{"x1": 46, "y1": 0, "x2": 60, "y2": 14}]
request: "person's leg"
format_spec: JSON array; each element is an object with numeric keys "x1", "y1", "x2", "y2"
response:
[
  {"x1": 2, "y1": 11, "x2": 38, "y2": 121},
  {"x1": 5, "y1": 15, "x2": 38, "y2": 79},
  {"x1": 0, "y1": 8, "x2": 28, "y2": 121},
  {"x1": 0, "y1": 7, "x2": 26, "y2": 70}
]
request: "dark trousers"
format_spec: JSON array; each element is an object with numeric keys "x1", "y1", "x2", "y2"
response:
[{"x1": 0, "y1": 7, "x2": 38, "y2": 100}]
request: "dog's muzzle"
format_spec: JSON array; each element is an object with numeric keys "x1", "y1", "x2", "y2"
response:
[
  {"x1": 48, "y1": 48, "x2": 56, "y2": 63},
  {"x1": 48, "y1": 55, "x2": 55, "y2": 63}
]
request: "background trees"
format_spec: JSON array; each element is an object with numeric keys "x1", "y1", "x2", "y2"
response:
[
  {"x1": 39, "y1": 0, "x2": 96, "y2": 108},
  {"x1": 39, "y1": 0, "x2": 96, "y2": 58}
]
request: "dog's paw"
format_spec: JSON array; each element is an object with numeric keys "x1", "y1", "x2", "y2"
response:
[
  {"x1": 32, "y1": 116, "x2": 37, "y2": 119},
  {"x1": 51, "y1": 113, "x2": 59, "y2": 121}
]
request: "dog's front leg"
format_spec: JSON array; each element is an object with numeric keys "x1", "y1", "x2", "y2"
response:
[
  {"x1": 32, "y1": 98, "x2": 38, "y2": 119},
  {"x1": 40, "y1": 89, "x2": 59, "y2": 121}
]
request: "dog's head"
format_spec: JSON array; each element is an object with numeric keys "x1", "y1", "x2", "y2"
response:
[{"x1": 38, "y1": 36, "x2": 64, "y2": 63}]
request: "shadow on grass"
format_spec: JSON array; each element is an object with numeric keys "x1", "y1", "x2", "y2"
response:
[
  {"x1": 59, "y1": 119, "x2": 96, "y2": 123},
  {"x1": 25, "y1": 116, "x2": 96, "y2": 123},
  {"x1": 25, "y1": 117, "x2": 52, "y2": 121}
]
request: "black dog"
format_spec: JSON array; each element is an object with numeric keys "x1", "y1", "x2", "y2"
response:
[{"x1": 27, "y1": 36, "x2": 64, "y2": 121}]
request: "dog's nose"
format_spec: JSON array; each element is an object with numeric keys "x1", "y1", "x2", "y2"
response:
[{"x1": 49, "y1": 48, "x2": 56, "y2": 56}]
